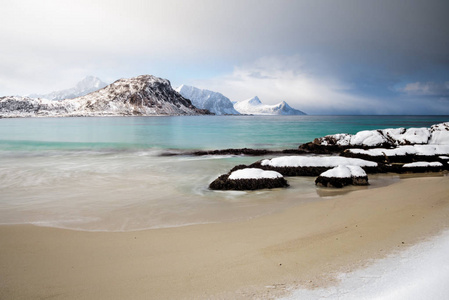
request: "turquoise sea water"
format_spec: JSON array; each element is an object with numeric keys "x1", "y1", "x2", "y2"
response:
[
  {"x1": 0, "y1": 115, "x2": 448, "y2": 231},
  {"x1": 1, "y1": 115, "x2": 448, "y2": 152}
]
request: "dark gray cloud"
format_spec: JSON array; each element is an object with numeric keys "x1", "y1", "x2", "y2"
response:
[{"x1": 0, "y1": 0, "x2": 448, "y2": 114}]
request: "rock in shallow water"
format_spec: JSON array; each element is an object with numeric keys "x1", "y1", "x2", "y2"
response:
[
  {"x1": 315, "y1": 165, "x2": 369, "y2": 188},
  {"x1": 401, "y1": 161, "x2": 444, "y2": 173},
  {"x1": 209, "y1": 168, "x2": 289, "y2": 190}
]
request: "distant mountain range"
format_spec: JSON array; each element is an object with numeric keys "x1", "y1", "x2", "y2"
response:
[
  {"x1": 233, "y1": 96, "x2": 306, "y2": 115},
  {"x1": 177, "y1": 85, "x2": 306, "y2": 116},
  {"x1": 175, "y1": 85, "x2": 239, "y2": 115},
  {"x1": 0, "y1": 75, "x2": 306, "y2": 117},
  {"x1": 0, "y1": 75, "x2": 210, "y2": 117},
  {"x1": 28, "y1": 76, "x2": 108, "y2": 100}
]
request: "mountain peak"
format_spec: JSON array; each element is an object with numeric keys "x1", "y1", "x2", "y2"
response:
[
  {"x1": 234, "y1": 97, "x2": 306, "y2": 115},
  {"x1": 176, "y1": 84, "x2": 239, "y2": 115},
  {"x1": 247, "y1": 96, "x2": 262, "y2": 105},
  {"x1": 29, "y1": 76, "x2": 108, "y2": 100},
  {"x1": 75, "y1": 76, "x2": 107, "y2": 92}
]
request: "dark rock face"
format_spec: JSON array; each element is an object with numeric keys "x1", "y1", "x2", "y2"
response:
[
  {"x1": 315, "y1": 176, "x2": 369, "y2": 188},
  {"x1": 298, "y1": 142, "x2": 348, "y2": 154},
  {"x1": 401, "y1": 166, "x2": 444, "y2": 173},
  {"x1": 209, "y1": 174, "x2": 289, "y2": 190}
]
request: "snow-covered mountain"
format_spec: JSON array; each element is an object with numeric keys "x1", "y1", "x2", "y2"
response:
[
  {"x1": 233, "y1": 96, "x2": 306, "y2": 115},
  {"x1": 0, "y1": 75, "x2": 210, "y2": 117},
  {"x1": 175, "y1": 85, "x2": 239, "y2": 115},
  {"x1": 29, "y1": 76, "x2": 108, "y2": 100}
]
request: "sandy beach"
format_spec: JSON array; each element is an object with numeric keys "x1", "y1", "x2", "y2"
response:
[{"x1": 1, "y1": 174, "x2": 449, "y2": 299}]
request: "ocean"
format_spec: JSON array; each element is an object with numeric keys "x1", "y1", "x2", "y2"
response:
[{"x1": 1, "y1": 115, "x2": 448, "y2": 231}]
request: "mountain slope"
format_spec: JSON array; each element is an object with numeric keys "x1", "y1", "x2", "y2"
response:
[
  {"x1": 0, "y1": 75, "x2": 210, "y2": 117},
  {"x1": 29, "y1": 76, "x2": 108, "y2": 100},
  {"x1": 176, "y1": 85, "x2": 239, "y2": 115},
  {"x1": 233, "y1": 96, "x2": 306, "y2": 115}
]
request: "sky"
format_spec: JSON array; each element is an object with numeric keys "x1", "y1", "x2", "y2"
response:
[{"x1": 1, "y1": 0, "x2": 448, "y2": 115}]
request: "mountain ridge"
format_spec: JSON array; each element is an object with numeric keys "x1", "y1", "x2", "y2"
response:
[
  {"x1": 0, "y1": 75, "x2": 210, "y2": 117},
  {"x1": 234, "y1": 96, "x2": 306, "y2": 115},
  {"x1": 176, "y1": 85, "x2": 239, "y2": 115}
]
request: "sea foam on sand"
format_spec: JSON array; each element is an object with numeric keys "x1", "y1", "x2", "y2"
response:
[{"x1": 281, "y1": 230, "x2": 449, "y2": 300}]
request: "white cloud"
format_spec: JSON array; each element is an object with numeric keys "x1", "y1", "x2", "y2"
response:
[{"x1": 190, "y1": 56, "x2": 384, "y2": 114}]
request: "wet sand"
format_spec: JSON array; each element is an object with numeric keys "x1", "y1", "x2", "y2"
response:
[{"x1": 1, "y1": 175, "x2": 449, "y2": 299}]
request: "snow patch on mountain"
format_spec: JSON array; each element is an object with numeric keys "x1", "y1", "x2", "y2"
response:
[
  {"x1": 175, "y1": 85, "x2": 239, "y2": 115},
  {"x1": 29, "y1": 76, "x2": 108, "y2": 100},
  {"x1": 233, "y1": 96, "x2": 306, "y2": 115}
]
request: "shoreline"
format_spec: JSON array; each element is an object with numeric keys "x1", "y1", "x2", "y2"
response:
[{"x1": 1, "y1": 175, "x2": 449, "y2": 299}]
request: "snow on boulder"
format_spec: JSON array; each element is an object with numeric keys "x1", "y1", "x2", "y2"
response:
[
  {"x1": 319, "y1": 165, "x2": 367, "y2": 178},
  {"x1": 429, "y1": 122, "x2": 449, "y2": 145},
  {"x1": 315, "y1": 165, "x2": 369, "y2": 188},
  {"x1": 249, "y1": 156, "x2": 378, "y2": 176},
  {"x1": 403, "y1": 162, "x2": 443, "y2": 168},
  {"x1": 309, "y1": 130, "x2": 390, "y2": 149},
  {"x1": 301, "y1": 122, "x2": 449, "y2": 153},
  {"x1": 350, "y1": 130, "x2": 390, "y2": 147},
  {"x1": 402, "y1": 161, "x2": 444, "y2": 173},
  {"x1": 382, "y1": 127, "x2": 431, "y2": 145},
  {"x1": 228, "y1": 168, "x2": 283, "y2": 180},
  {"x1": 209, "y1": 168, "x2": 288, "y2": 190}
]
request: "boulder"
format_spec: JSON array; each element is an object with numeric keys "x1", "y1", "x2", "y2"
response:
[
  {"x1": 209, "y1": 168, "x2": 289, "y2": 190},
  {"x1": 315, "y1": 165, "x2": 369, "y2": 188},
  {"x1": 401, "y1": 161, "x2": 444, "y2": 173}
]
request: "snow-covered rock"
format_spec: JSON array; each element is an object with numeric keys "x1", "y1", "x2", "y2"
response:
[
  {"x1": 233, "y1": 96, "x2": 306, "y2": 115},
  {"x1": 383, "y1": 127, "x2": 431, "y2": 145},
  {"x1": 319, "y1": 165, "x2": 367, "y2": 178},
  {"x1": 403, "y1": 162, "x2": 443, "y2": 168},
  {"x1": 28, "y1": 76, "x2": 108, "y2": 100},
  {"x1": 429, "y1": 122, "x2": 449, "y2": 145},
  {"x1": 401, "y1": 161, "x2": 444, "y2": 173},
  {"x1": 305, "y1": 122, "x2": 449, "y2": 153},
  {"x1": 315, "y1": 165, "x2": 369, "y2": 188},
  {"x1": 175, "y1": 85, "x2": 239, "y2": 115},
  {"x1": 209, "y1": 168, "x2": 288, "y2": 190},
  {"x1": 0, "y1": 75, "x2": 210, "y2": 117}
]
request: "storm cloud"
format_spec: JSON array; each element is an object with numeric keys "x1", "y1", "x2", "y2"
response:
[{"x1": 1, "y1": 0, "x2": 448, "y2": 114}]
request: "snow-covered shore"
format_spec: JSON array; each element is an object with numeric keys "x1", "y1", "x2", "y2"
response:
[{"x1": 281, "y1": 228, "x2": 449, "y2": 300}]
